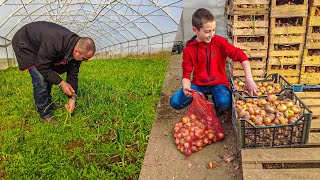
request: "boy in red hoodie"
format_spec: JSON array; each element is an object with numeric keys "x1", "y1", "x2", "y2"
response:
[{"x1": 170, "y1": 8, "x2": 258, "y2": 116}]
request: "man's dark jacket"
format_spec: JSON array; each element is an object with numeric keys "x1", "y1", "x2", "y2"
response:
[{"x1": 12, "y1": 21, "x2": 81, "y2": 93}]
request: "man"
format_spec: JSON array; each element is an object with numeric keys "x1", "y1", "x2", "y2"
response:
[{"x1": 12, "y1": 21, "x2": 95, "y2": 125}]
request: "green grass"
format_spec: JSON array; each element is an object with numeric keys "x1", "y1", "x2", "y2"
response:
[{"x1": 0, "y1": 58, "x2": 169, "y2": 179}]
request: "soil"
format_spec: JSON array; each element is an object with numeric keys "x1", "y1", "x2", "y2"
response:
[{"x1": 139, "y1": 54, "x2": 243, "y2": 180}]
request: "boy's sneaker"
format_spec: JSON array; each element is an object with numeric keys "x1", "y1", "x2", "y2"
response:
[{"x1": 40, "y1": 116, "x2": 59, "y2": 126}]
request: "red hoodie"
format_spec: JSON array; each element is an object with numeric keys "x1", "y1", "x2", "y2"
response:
[{"x1": 182, "y1": 35, "x2": 248, "y2": 87}]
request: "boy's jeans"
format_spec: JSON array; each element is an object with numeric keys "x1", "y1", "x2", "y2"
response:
[
  {"x1": 29, "y1": 68, "x2": 53, "y2": 118},
  {"x1": 170, "y1": 84, "x2": 232, "y2": 115}
]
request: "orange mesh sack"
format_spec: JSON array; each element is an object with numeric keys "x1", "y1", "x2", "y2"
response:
[{"x1": 173, "y1": 90, "x2": 225, "y2": 157}]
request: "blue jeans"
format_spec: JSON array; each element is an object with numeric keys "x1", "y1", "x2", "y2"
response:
[
  {"x1": 29, "y1": 68, "x2": 53, "y2": 118},
  {"x1": 170, "y1": 84, "x2": 232, "y2": 115}
]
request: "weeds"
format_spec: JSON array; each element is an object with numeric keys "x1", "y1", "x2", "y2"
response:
[{"x1": 0, "y1": 58, "x2": 168, "y2": 179}]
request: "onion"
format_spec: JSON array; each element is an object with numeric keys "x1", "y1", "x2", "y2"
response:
[
  {"x1": 254, "y1": 115, "x2": 263, "y2": 125},
  {"x1": 254, "y1": 108, "x2": 261, "y2": 115},
  {"x1": 247, "y1": 107, "x2": 255, "y2": 115},
  {"x1": 257, "y1": 99, "x2": 267, "y2": 107},
  {"x1": 266, "y1": 113, "x2": 275, "y2": 121},
  {"x1": 190, "y1": 114, "x2": 197, "y2": 120},
  {"x1": 217, "y1": 133, "x2": 225, "y2": 140},
  {"x1": 184, "y1": 142, "x2": 190, "y2": 148},
  {"x1": 257, "y1": 82, "x2": 262, "y2": 87},
  {"x1": 262, "y1": 82, "x2": 268, "y2": 87},
  {"x1": 203, "y1": 138, "x2": 209, "y2": 145},
  {"x1": 175, "y1": 138, "x2": 180, "y2": 145},
  {"x1": 267, "y1": 95, "x2": 277, "y2": 102},
  {"x1": 208, "y1": 133, "x2": 215, "y2": 140},
  {"x1": 266, "y1": 85, "x2": 273, "y2": 91},
  {"x1": 179, "y1": 138, "x2": 185, "y2": 145},
  {"x1": 284, "y1": 109, "x2": 294, "y2": 118},
  {"x1": 265, "y1": 104, "x2": 276, "y2": 114},
  {"x1": 278, "y1": 116, "x2": 286, "y2": 124},
  {"x1": 263, "y1": 116, "x2": 272, "y2": 125},
  {"x1": 196, "y1": 140, "x2": 204, "y2": 148},
  {"x1": 277, "y1": 104, "x2": 287, "y2": 112},
  {"x1": 292, "y1": 105, "x2": 301, "y2": 114},
  {"x1": 174, "y1": 126, "x2": 180, "y2": 133},
  {"x1": 184, "y1": 135, "x2": 191, "y2": 142},
  {"x1": 182, "y1": 116, "x2": 189, "y2": 124},
  {"x1": 238, "y1": 109, "x2": 246, "y2": 118},
  {"x1": 191, "y1": 146, "x2": 198, "y2": 152},
  {"x1": 246, "y1": 98, "x2": 253, "y2": 104},
  {"x1": 286, "y1": 101, "x2": 294, "y2": 108}
]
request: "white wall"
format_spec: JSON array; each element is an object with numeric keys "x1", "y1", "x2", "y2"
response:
[{"x1": 175, "y1": 0, "x2": 227, "y2": 43}]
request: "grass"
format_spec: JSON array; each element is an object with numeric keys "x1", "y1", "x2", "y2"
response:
[{"x1": 0, "y1": 58, "x2": 169, "y2": 179}]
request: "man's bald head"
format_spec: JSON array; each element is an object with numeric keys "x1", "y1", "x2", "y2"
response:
[{"x1": 73, "y1": 37, "x2": 95, "y2": 62}]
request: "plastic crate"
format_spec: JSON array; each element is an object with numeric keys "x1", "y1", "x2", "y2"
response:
[
  {"x1": 230, "y1": 73, "x2": 293, "y2": 96},
  {"x1": 232, "y1": 90, "x2": 312, "y2": 149}
]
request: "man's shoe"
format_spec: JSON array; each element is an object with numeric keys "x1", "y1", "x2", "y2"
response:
[
  {"x1": 50, "y1": 103, "x2": 62, "y2": 110},
  {"x1": 40, "y1": 116, "x2": 59, "y2": 126}
]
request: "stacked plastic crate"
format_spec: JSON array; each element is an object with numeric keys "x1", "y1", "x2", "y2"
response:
[
  {"x1": 267, "y1": 0, "x2": 309, "y2": 84},
  {"x1": 226, "y1": 0, "x2": 270, "y2": 80},
  {"x1": 300, "y1": 0, "x2": 320, "y2": 84}
]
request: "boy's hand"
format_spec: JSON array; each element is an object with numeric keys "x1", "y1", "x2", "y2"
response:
[
  {"x1": 183, "y1": 87, "x2": 193, "y2": 97},
  {"x1": 244, "y1": 78, "x2": 259, "y2": 96}
]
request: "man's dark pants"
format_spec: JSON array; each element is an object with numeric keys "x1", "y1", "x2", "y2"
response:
[{"x1": 28, "y1": 68, "x2": 53, "y2": 118}]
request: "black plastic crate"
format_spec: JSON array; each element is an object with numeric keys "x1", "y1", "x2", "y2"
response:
[
  {"x1": 230, "y1": 73, "x2": 293, "y2": 97},
  {"x1": 232, "y1": 90, "x2": 312, "y2": 149}
]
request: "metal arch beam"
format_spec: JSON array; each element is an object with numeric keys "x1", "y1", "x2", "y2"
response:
[
  {"x1": 148, "y1": 0, "x2": 182, "y2": 25},
  {"x1": 3, "y1": 4, "x2": 126, "y2": 47},
  {"x1": 120, "y1": 0, "x2": 163, "y2": 34},
  {"x1": 3, "y1": 1, "x2": 182, "y2": 8},
  {"x1": 12, "y1": 3, "x2": 142, "y2": 43},
  {"x1": 40, "y1": 8, "x2": 131, "y2": 46},
  {"x1": 0, "y1": 0, "x2": 37, "y2": 29},
  {"x1": 0, "y1": 0, "x2": 173, "y2": 39},
  {"x1": 73, "y1": 0, "x2": 150, "y2": 39},
  {"x1": 0, "y1": 0, "x2": 183, "y2": 49}
]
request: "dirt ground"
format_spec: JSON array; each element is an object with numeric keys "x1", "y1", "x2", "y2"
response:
[{"x1": 139, "y1": 54, "x2": 243, "y2": 180}]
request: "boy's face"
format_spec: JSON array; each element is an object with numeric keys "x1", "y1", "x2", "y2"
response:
[{"x1": 192, "y1": 20, "x2": 216, "y2": 43}]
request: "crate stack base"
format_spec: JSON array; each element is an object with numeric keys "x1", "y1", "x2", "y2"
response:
[
  {"x1": 226, "y1": 0, "x2": 269, "y2": 79},
  {"x1": 241, "y1": 148, "x2": 320, "y2": 180},
  {"x1": 300, "y1": 0, "x2": 320, "y2": 84},
  {"x1": 296, "y1": 91, "x2": 320, "y2": 145},
  {"x1": 267, "y1": 0, "x2": 309, "y2": 84}
]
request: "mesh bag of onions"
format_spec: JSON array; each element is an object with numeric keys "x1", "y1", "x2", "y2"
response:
[{"x1": 174, "y1": 91, "x2": 225, "y2": 157}]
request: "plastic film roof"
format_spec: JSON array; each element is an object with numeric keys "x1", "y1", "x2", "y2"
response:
[{"x1": 0, "y1": 0, "x2": 184, "y2": 51}]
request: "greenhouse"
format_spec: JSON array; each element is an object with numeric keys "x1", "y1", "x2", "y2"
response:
[{"x1": 1, "y1": 0, "x2": 320, "y2": 179}]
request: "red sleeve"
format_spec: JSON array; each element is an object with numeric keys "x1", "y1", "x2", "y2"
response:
[
  {"x1": 182, "y1": 49, "x2": 193, "y2": 79},
  {"x1": 220, "y1": 37, "x2": 248, "y2": 63}
]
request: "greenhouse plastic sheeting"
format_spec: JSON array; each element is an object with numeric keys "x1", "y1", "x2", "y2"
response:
[{"x1": 0, "y1": 0, "x2": 184, "y2": 51}]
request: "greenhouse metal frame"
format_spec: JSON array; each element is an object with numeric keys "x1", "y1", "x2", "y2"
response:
[{"x1": 0, "y1": 0, "x2": 184, "y2": 69}]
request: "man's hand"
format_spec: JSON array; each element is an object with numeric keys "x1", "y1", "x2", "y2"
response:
[
  {"x1": 243, "y1": 78, "x2": 259, "y2": 96},
  {"x1": 60, "y1": 81, "x2": 75, "y2": 96},
  {"x1": 65, "y1": 97, "x2": 76, "y2": 113}
]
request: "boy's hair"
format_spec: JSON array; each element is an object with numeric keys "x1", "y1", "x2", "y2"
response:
[{"x1": 192, "y1": 8, "x2": 215, "y2": 30}]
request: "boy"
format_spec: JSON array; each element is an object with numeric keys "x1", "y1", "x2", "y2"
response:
[{"x1": 170, "y1": 8, "x2": 258, "y2": 116}]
